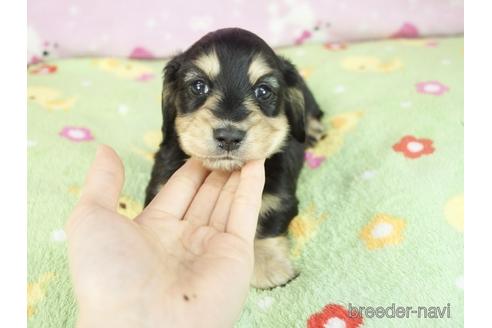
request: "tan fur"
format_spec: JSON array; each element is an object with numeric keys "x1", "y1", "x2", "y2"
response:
[
  {"x1": 201, "y1": 157, "x2": 244, "y2": 171},
  {"x1": 260, "y1": 193, "x2": 283, "y2": 217},
  {"x1": 183, "y1": 70, "x2": 202, "y2": 83},
  {"x1": 287, "y1": 87, "x2": 305, "y2": 114},
  {"x1": 307, "y1": 115, "x2": 326, "y2": 143},
  {"x1": 262, "y1": 75, "x2": 280, "y2": 88},
  {"x1": 175, "y1": 94, "x2": 289, "y2": 171},
  {"x1": 175, "y1": 93, "x2": 222, "y2": 157},
  {"x1": 248, "y1": 55, "x2": 273, "y2": 85},
  {"x1": 252, "y1": 236, "x2": 297, "y2": 289},
  {"x1": 193, "y1": 49, "x2": 220, "y2": 79},
  {"x1": 240, "y1": 98, "x2": 289, "y2": 158}
]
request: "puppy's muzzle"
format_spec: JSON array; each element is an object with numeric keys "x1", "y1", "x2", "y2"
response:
[{"x1": 213, "y1": 126, "x2": 246, "y2": 152}]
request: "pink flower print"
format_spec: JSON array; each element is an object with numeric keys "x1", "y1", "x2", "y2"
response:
[
  {"x1": 129, "y1": 47, "x2": 155, "y2": 59},
  {"x1": 295, "y1": 30, "x2": 312, "y2": 45},
  {"x1": 59, "y1": 126, "x2": 94, "y2": 142},
  {"x1": 391, "y1": 22, "x2": 419, "y2": 38},
  {"x1": 29, "y1": 56, "x2": 43, "y2": 65},
  {"x1": 136, "y1": 73, "x2": 155, "y2": 81},
  {"x1": 304, "y1": 152, "x2": 325, "y2": 169},
  {"x1": 425, "y1": 40, "x2": 439, "y2": 47},
  {"x1": 416, "y1": 81, "x2": 449, "y2": 96}
]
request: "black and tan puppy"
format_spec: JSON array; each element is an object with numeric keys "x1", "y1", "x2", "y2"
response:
[{"x1": 145, "y1": 28, "x2": 325, "y2": 289}]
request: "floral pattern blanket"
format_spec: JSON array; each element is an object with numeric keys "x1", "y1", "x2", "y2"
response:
[{"x1": 27, "y1": 37, "x2": 463, "y2": 327}]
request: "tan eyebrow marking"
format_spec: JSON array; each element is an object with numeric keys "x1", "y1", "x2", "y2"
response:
[
  {"x1": 184, "y1": 70, "x2": 201, "y2": 83},
  {"x1": 248, "y1": 55, "x2": 273, "y2": 85},
  {"x1": 193, "y1": 49, "x2": 220, "y2": 79},
  {"x1": 262, "y1": 75, "x2": 280, "y2": 88}
]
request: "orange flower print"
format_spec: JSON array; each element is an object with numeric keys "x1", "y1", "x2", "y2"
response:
[
  {"x1": 324, "y1": 42, "x2": 348, "y2": 51},
  {"x1": 288, "y1": 204, "x2": 328, "y2": 258},
  {"x1": 28, "y1": 63, "x2": 58, "y2": 75},
  {"x1": 360, "y1": 213, "x2": 406, "y2": 250},
  {"x1": 393, "y1": 135, "x2": 435, "y2": 159}
]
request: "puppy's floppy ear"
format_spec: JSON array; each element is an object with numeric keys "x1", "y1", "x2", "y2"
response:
[
  {"x1": 279, "y1": 56, "x2": 306, "y2": 143},
  {"x1": 161, "y1": 54, "x2": 183, "y2": 140}
]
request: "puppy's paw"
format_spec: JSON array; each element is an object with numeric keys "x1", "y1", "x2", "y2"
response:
[
  {"x1": 306, "y1": 116, "x2": 327, "y2": 147},
  {"x1": 251, "y1": 236, "x2": 298, "y2": 289}
]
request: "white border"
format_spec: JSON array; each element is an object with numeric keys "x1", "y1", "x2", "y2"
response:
[
  {"x1": 4, "y1": 0, "x2": 480, "y2": 326},
  {"x1": 465, "y1": 1, "x2": 492, "y2": 326},
  {"x1": 0, "y1": 0, "x2": 27, "y2": 326}
]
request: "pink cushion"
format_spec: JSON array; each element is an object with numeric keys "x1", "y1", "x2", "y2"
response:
[{"x1": 28, "y1": 0, "x2": 463, "y2": 63}]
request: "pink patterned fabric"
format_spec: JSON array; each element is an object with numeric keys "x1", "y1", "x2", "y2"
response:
[{"x1": 27, "y1": 0, "x2": 463, "y2": 63}]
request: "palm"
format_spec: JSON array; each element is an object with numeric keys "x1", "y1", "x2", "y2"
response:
[
  {"x1": 67, "y1": 146, "x2": 264, "y2": 328},
  {"x1": 137, "y1": 215, "x2": 254, "y2": 304}
]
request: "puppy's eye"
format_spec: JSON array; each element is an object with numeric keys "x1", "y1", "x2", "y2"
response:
[
  {"x1": 254, "y1": 85, "x2": 272, "y2": 100},
  {"x1": 190, "y1": 80, "x2": 209, "y2": 95}
]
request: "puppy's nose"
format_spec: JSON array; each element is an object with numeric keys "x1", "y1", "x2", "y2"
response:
[{"x1": 213, "y1": 127, "x2": 245, "y2": 151}]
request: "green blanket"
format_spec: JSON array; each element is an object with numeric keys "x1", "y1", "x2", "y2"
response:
[{"x1": 27, "y1": 37, "x2": 464, "y2": 327}]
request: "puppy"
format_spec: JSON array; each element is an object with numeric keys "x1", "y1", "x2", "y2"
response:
[{"x1": 145, "y1": 28, "x2": 325, "y2": 289}]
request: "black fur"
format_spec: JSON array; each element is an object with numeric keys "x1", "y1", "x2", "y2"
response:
[{"x1": 145, "y1": 28, "x2": 324, "y2": 239}]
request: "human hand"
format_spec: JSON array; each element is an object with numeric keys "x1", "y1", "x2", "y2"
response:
[{"x1": 66, "y1": 145, "x2": 265, "y2": 328}]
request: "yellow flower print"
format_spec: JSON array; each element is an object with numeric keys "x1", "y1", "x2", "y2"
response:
[
  {"x1": 299, "y1": 67, "x2": 314, "y2": 79},
  {"x1": 289, "y1": 204, "x2": 328, "y2": 258},
  {"x1": 93, "y1": 58, "x2": 155, "y2": 80},
  {"x1": 307, "y1": 111, "x2": 363, "y2": 159},
  {"x1": 342, "y1": 56, "x2": 402, "y2": 73},
  {"x1": 28, "y1": 86, "x2": 76, "y2": 111},
  {"x1": 360, "y1": 213, "x2": 406, "y2": 250},
  {"x1": 144, "y1": 130, "x2": 162, "y2": 149},
  {"x1": 444, "y1": 194, "x2": 464, "y2": 232},
  {"x1": 68, "y1": 185, "x2": 80, "y2": 196},
  {"x1": 117, "y1": 195, "x2": 143, "y2": 219},
  {"x1": 132, "y1": 130, "x2": 162, "y2": 161},
  {"x1": 27, "y1": 272, "x2": 55, "y2": 319},
  {"x1": 396, "y1": 39, "x2": 438, "y2": 47},
  {"x1": 69, "y1": 185, "x2": 142, "y2": 219}
]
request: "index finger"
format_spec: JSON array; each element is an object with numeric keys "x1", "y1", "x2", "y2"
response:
[
  {"x1": 141, "y1": 158, "x2": 209, "y2": 221},
  {"x1": 225, "y1": 159, "x2": 265, "y2": 244}
]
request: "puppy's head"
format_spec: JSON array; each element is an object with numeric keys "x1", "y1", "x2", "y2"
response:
[{"x1": 162, "y1": 28, "x2": 306, "y2": 171}]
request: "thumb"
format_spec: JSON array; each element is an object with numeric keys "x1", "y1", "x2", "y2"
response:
[{"x1": 79, "y1": 144, "x2": 125, "y2": 210}]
